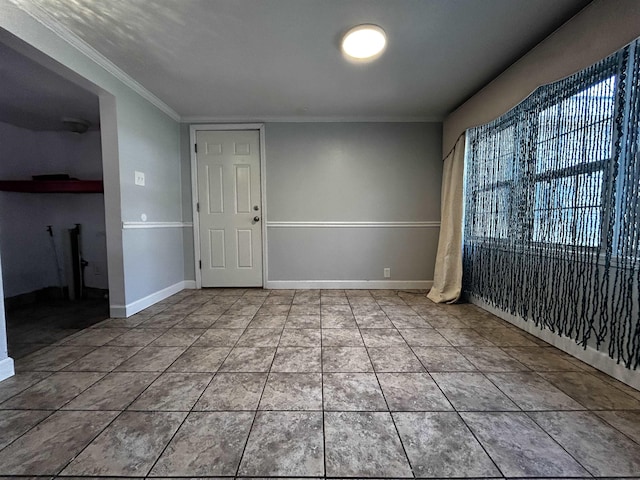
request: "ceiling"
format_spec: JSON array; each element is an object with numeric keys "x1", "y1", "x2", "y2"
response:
[
  {"x1": 0, "y1": 40, "x2": 99, "y2": 131},
  {"x1": 6, "y1": 0, "x2": 592, "y2": 124}
]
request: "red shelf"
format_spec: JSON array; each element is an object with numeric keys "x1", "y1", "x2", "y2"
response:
[{"x1": 0, "y1": 180, "x2": 104, "y2": 193}]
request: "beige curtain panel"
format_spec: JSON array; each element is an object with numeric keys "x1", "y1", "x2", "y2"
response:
[{"x1": 428, "y1": 135, "x2": 465, "y2": 304}]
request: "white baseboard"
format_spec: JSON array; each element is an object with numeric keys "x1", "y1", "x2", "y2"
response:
[
  {"x1": 265, "y1": 280, "x2": 433, "y2": 290},
  {"x1": 0, "y1": 357, "x2": 15, "y2": 382},
  {"x1": 107, "y1": 279, "x2": 432, "y2": 317},
  {"x1": 110, "y1": 280, "x2": 193, "y2": 318},
  {"x1": 469, "y1": 295, "x2": 640, "y2": 391}
]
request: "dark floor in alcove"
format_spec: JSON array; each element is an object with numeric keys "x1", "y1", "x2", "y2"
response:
[{"x1": 5, "y1": 297, "x2": 109, "y2": 359}]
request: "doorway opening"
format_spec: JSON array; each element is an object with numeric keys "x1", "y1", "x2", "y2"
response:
[{"x1": 0, "y1": 40, "x2": 109, "y2": 359}]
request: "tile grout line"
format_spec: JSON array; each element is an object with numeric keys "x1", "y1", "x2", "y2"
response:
[
  {"x1": 38, "y1": 291, "x2": 225, "y2": 477},
  {"x1": 482, "y1": 369, "x2": 583, "y2": 412},
  {"x1": 522, "y1": 410, "x2": 598, "y2": 477},
  {"x1": 0, "y1": 408, "x2": 56, "y2": 460},
  {"x1": 440, "y1": 307, "x2": 614, "y2": 477},
  {"x1": 231, "y1": 290, "x2": 288, "y2": 478},
  {"x1": 2, "y1": 406, "x2": 608, "y2": 413},
  {"x1": 3, "y1": 288, "x2": 640, "y2": 478},
  {"x1": 353, "y1": 293, "x2": 417, "y2": 479},
  {"x1": 0, "y1": 370, "x2": 56, "y2": 409},
  {"x1": 591, "y1": 411, "x2": 640, "y2": 447},
  {"x1": 419, "y1": 355, "x2": 506, "y2": 478},
  {"x1": 544, "y1": 368, "x2": 640, "y2": 406},
  {"x1": 60, "y1": 344, "x2": 145, "y2": 372},
  {"x1": 320, "y1": 293, "x2": 328, "y2": 478},
  {"x1": 404, "y1": 307, "x2": 507, "y2": 479},
  {"x1": 146, "y1": 291, "x2": 266, "y2": 477},
  {"x1": 52, "y1": 408, "x2": 128, "y2": 476},
  {"x1": 43, "y1": 295, "x2": 207, "y2": 477},
  {"x1": 421, "y1": 306, "x2": 619, "y2": 477}
]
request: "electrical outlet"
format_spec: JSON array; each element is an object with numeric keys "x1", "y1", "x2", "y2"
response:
[
  {"x1": 134, "y1": 171, "x2": 145, "y2": 186},
  {"x1": 384, "y1": 267, "x2": 391, "y2": 278},
  {"x1": 94, "y1": 265, "x2": 102, "y2": 276}
]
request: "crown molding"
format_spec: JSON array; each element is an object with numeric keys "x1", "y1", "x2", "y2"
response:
[
  {"x1": 182, "y1": 115, "x2": 444, "y2": 124},
  {"x1": 11, "y1": 0, "x2": 181, "y2": 122},
  {"x1": 11, "y1": 2, "x2": 444, "y2": 125}
]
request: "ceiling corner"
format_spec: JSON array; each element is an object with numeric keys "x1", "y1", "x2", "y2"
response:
[{"x1": 9, "y1": 0, "x2": 182, "y2": 122}]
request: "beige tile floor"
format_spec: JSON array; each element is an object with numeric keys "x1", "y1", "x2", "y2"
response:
[{"x1": 0, "y1": 288, "x2": 639, "y2": 478}]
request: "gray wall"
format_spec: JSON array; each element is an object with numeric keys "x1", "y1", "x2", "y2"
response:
[
  {"x1": 265, "y1": 122, "x2": 442, "y2": 283},
  {"x1": 180, "y1": 123, "x2": 195, "y2": 282},
  {"x1": 116, "y1": 91, "x2": 184, "y2": 304},
  {"x1": 182, "y1": 122, "x2": 442, "y2": 284}
]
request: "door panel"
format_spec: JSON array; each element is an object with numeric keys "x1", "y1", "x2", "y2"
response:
[
  {"x1": 235, "y1": 165, "x2": 251, "y2": 213},
  {"x1": 208, "y1": 229, "x2": 225, "y2": 268},
  {"x1": 236, "y1": 229, "x2": 253, "y2": 268},
  {"x1": 196, "y1": 130, "x2": 262, "y2": 287},
  {"x1": 206, "y1": 165, "x2": 224, "y2": 213}
]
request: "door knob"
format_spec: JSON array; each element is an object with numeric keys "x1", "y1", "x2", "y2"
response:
[{"x1": 254, "y1": 216, "x2": 260, "y2": 222}]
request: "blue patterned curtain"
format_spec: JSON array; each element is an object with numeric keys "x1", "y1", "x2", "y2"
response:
[{"x1": 464, "y1": 39, "x2": 640, "y2": 369}]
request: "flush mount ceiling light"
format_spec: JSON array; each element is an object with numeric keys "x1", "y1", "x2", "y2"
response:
[{"x1": 341, "y1": 24, "x2": 386, "y2": 61}]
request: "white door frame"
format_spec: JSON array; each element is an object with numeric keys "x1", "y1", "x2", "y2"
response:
[{"x1": 190, "y1": 124, "x2": 267, "y2": 289}]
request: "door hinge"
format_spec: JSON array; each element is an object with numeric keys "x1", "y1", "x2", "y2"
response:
[
  {"x1": 194, "y1": 143, "x2": 198, "y2": 153},
  {"x1": 196, "y1": 202, "x2": 200, "y2": 212},
  {"x1": 199, "y1": 260, "x2": 202, "y2": 269}
]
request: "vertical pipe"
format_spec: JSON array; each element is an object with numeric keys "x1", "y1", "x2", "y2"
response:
[{"x1": 69, "y1": 224, "x2": 86, "y2": 300}]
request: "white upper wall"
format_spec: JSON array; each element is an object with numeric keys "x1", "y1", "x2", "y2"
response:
[
  {"x1": 0, "y1": 122, "x2": 103, "y2": 180},
  {"x1": 0, "y1": 121, "x2": 108, "y2": 296}
]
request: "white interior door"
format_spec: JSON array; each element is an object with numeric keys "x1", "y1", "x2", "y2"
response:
[{"x1": 196, "y1": 130, "x2": 262, "y2": 287}]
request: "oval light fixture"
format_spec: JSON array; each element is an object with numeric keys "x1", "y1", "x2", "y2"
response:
[{"x1": 341, "y1": 24, "x2": 386, "y2": 61}]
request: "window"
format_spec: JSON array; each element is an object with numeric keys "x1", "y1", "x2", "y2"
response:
[
  {"x1": 468, "y1": 123, "x2": 515, "y2": 240},
  {"x1": 463, "y1": 39, "x2": 640, "y2": 369},
  {"x1": 466, "y1": 70, "x2": 618, "y2": 250},
  {"x1": 531, "y1": 77, "x2": 615, "y2": 248}
]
